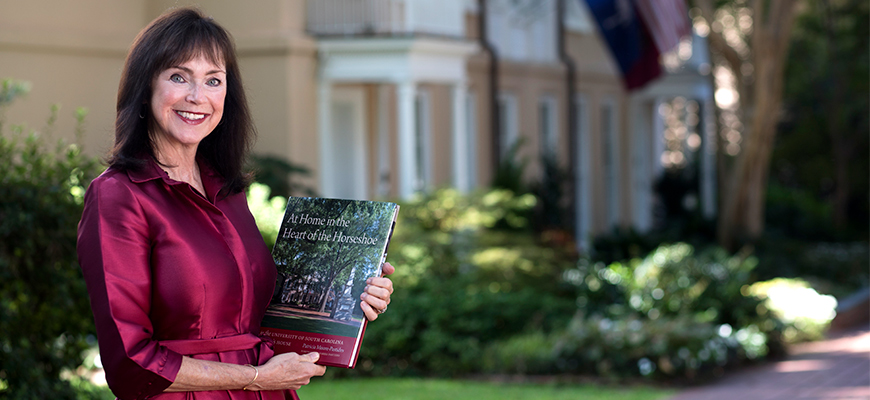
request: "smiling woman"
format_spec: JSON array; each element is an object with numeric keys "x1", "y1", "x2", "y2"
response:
[
  {"x1": 149, "y1": 58, "x2": 227, "y2": 195},
  {"x1": 109, "y1": 6, "x2": 251, "y2": 197},
  {"x1": 150, "y1": 59, "x2": 226, "y2": 149},
  {"x1": 76, "y1": 7, "x2": 396, "y2": 400}
]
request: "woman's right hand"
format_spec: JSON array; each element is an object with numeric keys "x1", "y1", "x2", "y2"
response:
[{"x1": 249, "y1": 352, "x2": 326, "y2": 391}]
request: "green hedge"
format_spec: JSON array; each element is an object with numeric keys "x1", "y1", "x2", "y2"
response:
[
  {"x1": 547, "y1": 244, "x2": 782, "y2": 379},
  {"x1": 247, "y1": 186, "x2": 837, "y2": 381},
  {"x1": 290, "y1": 189, "x2": 789, "y2": 380},
  {"x1": 0, "y1": 79, "x2": 103, "y2": 399},
  {"x1": 287, "y1": 189, "x2": 796, "y2": 381},
  {"x1": 351, "y1": 189, "x2": 579, "y2": 376}
]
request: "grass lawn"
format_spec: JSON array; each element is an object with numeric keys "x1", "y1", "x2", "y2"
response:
[
  {"x1": 296, "y1": 378, "x2": 675, "y2": 400},
  {"x1": 77, "y1": 377, "x2": 676, "y2": 399}
]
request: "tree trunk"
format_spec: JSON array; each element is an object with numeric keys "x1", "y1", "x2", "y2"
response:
[{"x1": 704, "y1": 0, "x2": 799, "y2": 250}]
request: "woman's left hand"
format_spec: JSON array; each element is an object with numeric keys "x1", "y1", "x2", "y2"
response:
[{"x1": 360, "y1": 262, "x2": 394, "y2": 321}]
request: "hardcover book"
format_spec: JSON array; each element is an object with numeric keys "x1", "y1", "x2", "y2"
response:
[{"x1": 260, "y1": 197, "x2": 399, "y2": 368}]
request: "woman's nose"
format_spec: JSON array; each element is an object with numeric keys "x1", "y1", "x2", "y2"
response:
[{"x1": 186, "y1": 83, "x2": 204, "y2": 103}]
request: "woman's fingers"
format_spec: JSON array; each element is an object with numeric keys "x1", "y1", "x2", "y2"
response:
[
  {"x1": 365, "y1": 279, "x2": 393, "y2": 297},
  {"x1": 361, "y1": 290, "x2": 389, "y2": 309},
  {"x1": 254, "y1": 352, "x2": 326, "y2": 391},
  {"x1": 381, "y1": 262, "x2": 395, "y2": 276},
  {"x1": 361, "y1": 262, "x2": 395, "y2": 321},
  {"x1": 359, "y1": 297, "x2": 385, "y2": 321}
]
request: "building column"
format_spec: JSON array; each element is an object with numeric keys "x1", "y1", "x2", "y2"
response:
[
  {"x1": 397, "y1": 81, "x2": 417, "y2": 199},
  {"x1": 451, "y1": 81, "x2": 470, "y2": 193},
  {"x1": 318, "y1": 79, "x2": 333, "y2": 197}
]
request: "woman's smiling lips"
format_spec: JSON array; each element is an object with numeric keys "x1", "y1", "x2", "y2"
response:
[{"x1": 175, "y1": 110, "x2": 208, "y2": 123}]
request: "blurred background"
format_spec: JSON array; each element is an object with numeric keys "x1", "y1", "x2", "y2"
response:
[{"x1": 1, "y1": 0, "x2": 867, "y2": 399}]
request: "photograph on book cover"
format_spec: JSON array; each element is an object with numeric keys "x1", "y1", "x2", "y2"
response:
[{"x1": 261, "y1": 197, "x2": 397, "y2": 368}]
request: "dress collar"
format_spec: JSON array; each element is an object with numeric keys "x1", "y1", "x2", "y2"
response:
[
  {"x1": 127, "y1": 157, "x2": 224, "y2": 202},
  {"x1": 127, "y1": 157, "x2": 171, "y2": 184}
]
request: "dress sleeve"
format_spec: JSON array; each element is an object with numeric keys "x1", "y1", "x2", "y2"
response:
[{"x1": 77, "y1": 175, "x2": 183, "y2": 400}]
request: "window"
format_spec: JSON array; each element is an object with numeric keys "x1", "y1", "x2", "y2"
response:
[
  {"x1": 498, "y1": 93, "x2": 519, "y2": 159},
  {"x1": 414, "y1": 90, "x2": 432, "y2": 192},
  {"x1": 575, "y1": 94, "x2": 592, "y2": 252},
  {"x1": 539, "y1": 95, "x2": 558, "y2": 158},
  {"x1": 601, "y1": 99, "x2": 620, "y2": 228},
  {"x1": 466, "y1": 91, "x2": 478, "y2": 189},
  {"x1": 486, "y1": 0, "x2": 558, "y2": 63}
]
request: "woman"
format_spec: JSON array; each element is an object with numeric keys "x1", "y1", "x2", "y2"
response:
[{"x1": 77, "y1": 7, "x2": 394, "y2": 400}]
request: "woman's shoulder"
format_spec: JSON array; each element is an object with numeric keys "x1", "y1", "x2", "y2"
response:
[
  {"x1": 90, "y1": 158, "x2": 165, "y2": 189},
  {"x1": 88, "y1": 166, "x2": 132, "y2": 190},
  {"x1": 84, "y1": 166, "x2": 147, "y2": 206},
  {"x1": 80, "y1": 165, "x2": 161, "y2": 228}
]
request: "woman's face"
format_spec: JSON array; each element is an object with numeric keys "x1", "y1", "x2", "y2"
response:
[{"x1": 150, "y1": 56, "x2": 226, "y2": 151}]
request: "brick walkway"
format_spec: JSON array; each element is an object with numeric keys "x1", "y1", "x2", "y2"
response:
[{"x1": 668, "y1": 325, "x2": 870, "y2": 400}]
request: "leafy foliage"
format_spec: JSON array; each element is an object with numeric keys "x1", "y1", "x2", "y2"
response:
[
  {"x1": 487, "y1": 244, "x2": 785, "y2": 380},
  {"x1": 491, "y1": 139, "x2": 529, "y2": 195},
  {"x1": 753, "y1": 237, "x2": 869, "y2": 299},
  {"x1": 774, "y1": 0, "x2": 869, "y2": 238},
  {"x1": 747, "y1": 278, "x2": 837, "y2": 343},
  {"x1": 529, "y1": 153, "x2": 572, "y2": 232},
  {"x1": 246, "y1": 182, "x2": 288, "y2": 247},
  {"x1": 0, "y1": 80, "x2": 102, "y2": 399},
  {"x1": 296, "y1": 189, "x2": 788, "y2": 381},
  {"x1": 344, "y1": 188, "x2": 579, "y2": 376},
  {"x1": 246, "y1": 154, "x2": 316, "y2": 198}
]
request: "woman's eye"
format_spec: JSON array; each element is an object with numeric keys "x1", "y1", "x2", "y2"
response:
[
  {"x1": 206, "y1": 78, "x2": 222, "y2": 87},
  {"x1": 170, "y1": 74, "x2": 185, "y2": 83}
]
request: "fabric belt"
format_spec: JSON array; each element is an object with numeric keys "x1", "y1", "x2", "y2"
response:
[{"x1": 160, "y1": 333, "x2": 275, "y2": 365}]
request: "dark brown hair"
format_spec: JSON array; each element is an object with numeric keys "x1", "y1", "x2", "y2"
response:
[{"x1": 109, "y1": 7, "x2": 253, "y2": 195}]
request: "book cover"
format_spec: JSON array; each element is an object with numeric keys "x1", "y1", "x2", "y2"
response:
[{"x1": 260, "y1": 197, "x2": 399, "y2": 368}]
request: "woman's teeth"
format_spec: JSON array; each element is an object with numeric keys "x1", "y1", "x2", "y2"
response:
[{"x1": 177, "y1": 111, "x2": 205, "y2": 120}]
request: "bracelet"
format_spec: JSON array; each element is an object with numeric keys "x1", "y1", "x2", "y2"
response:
[{"x1": 242, "y1": 364, "x2": 259, "y2": 391}]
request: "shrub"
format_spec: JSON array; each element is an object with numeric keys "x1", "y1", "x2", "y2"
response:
[
  {"x1": 346, "y1": 188, "x2": 579, "y2": 376},
  {"x1": 754, "y1": 238, "x2": 870, "y2": 298},
  {"x1": 0, "y1": 80, "x2": 103, "y2": 399},
  {"x1": 765, "y1": 183, "x2": 837, "y2": 240},
  {"x1": 747, "y1": 278, "x2": 838, "y2": 343},
  {"x1": 554, "y1": 313, "x2": 739, "y2": 379},
  {"x1": 480, "y1": 243, "x2": 790, "y2": 380},
  {"x1": 250, "y1": 188, "x2": 820, "y2": 382},
  {"x1": 246, "y1": 154, "x2": 315, "y2": 198},
  {"x1": 247, "y1": 182, "x2": 288, "y2": 248},
  {"x1": 551, "y1": 244, "x2": 783, "y2": 379},
  {"x1": 529, "y1": 154, "x2": 572, "y2": 233},
  {"x1": 482, "y1": 330, "x2": 557, "y2": 375},
  {"x1": 492, "y1": 139, "x2": 530, "y2": 195}
]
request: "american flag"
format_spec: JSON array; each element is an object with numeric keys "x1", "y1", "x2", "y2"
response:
[
  {"x1": 584, "y1": 0, "x2": 692, "y2": 90},
  {"x1": 635, "y1": 0, "x2": 692, "y2": 54}
]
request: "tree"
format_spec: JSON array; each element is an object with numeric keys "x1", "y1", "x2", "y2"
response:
[
  {"x1": 695, "y1": 0, "x2": 799, "y2": 249},
  {"x1": 774, "y1": 0, "x2": 869, "y2": 234}
]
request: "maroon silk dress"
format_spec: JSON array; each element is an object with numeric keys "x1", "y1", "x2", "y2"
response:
[{"x1": 77, "y1": 159, "x2": 299, "y2": 400}]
